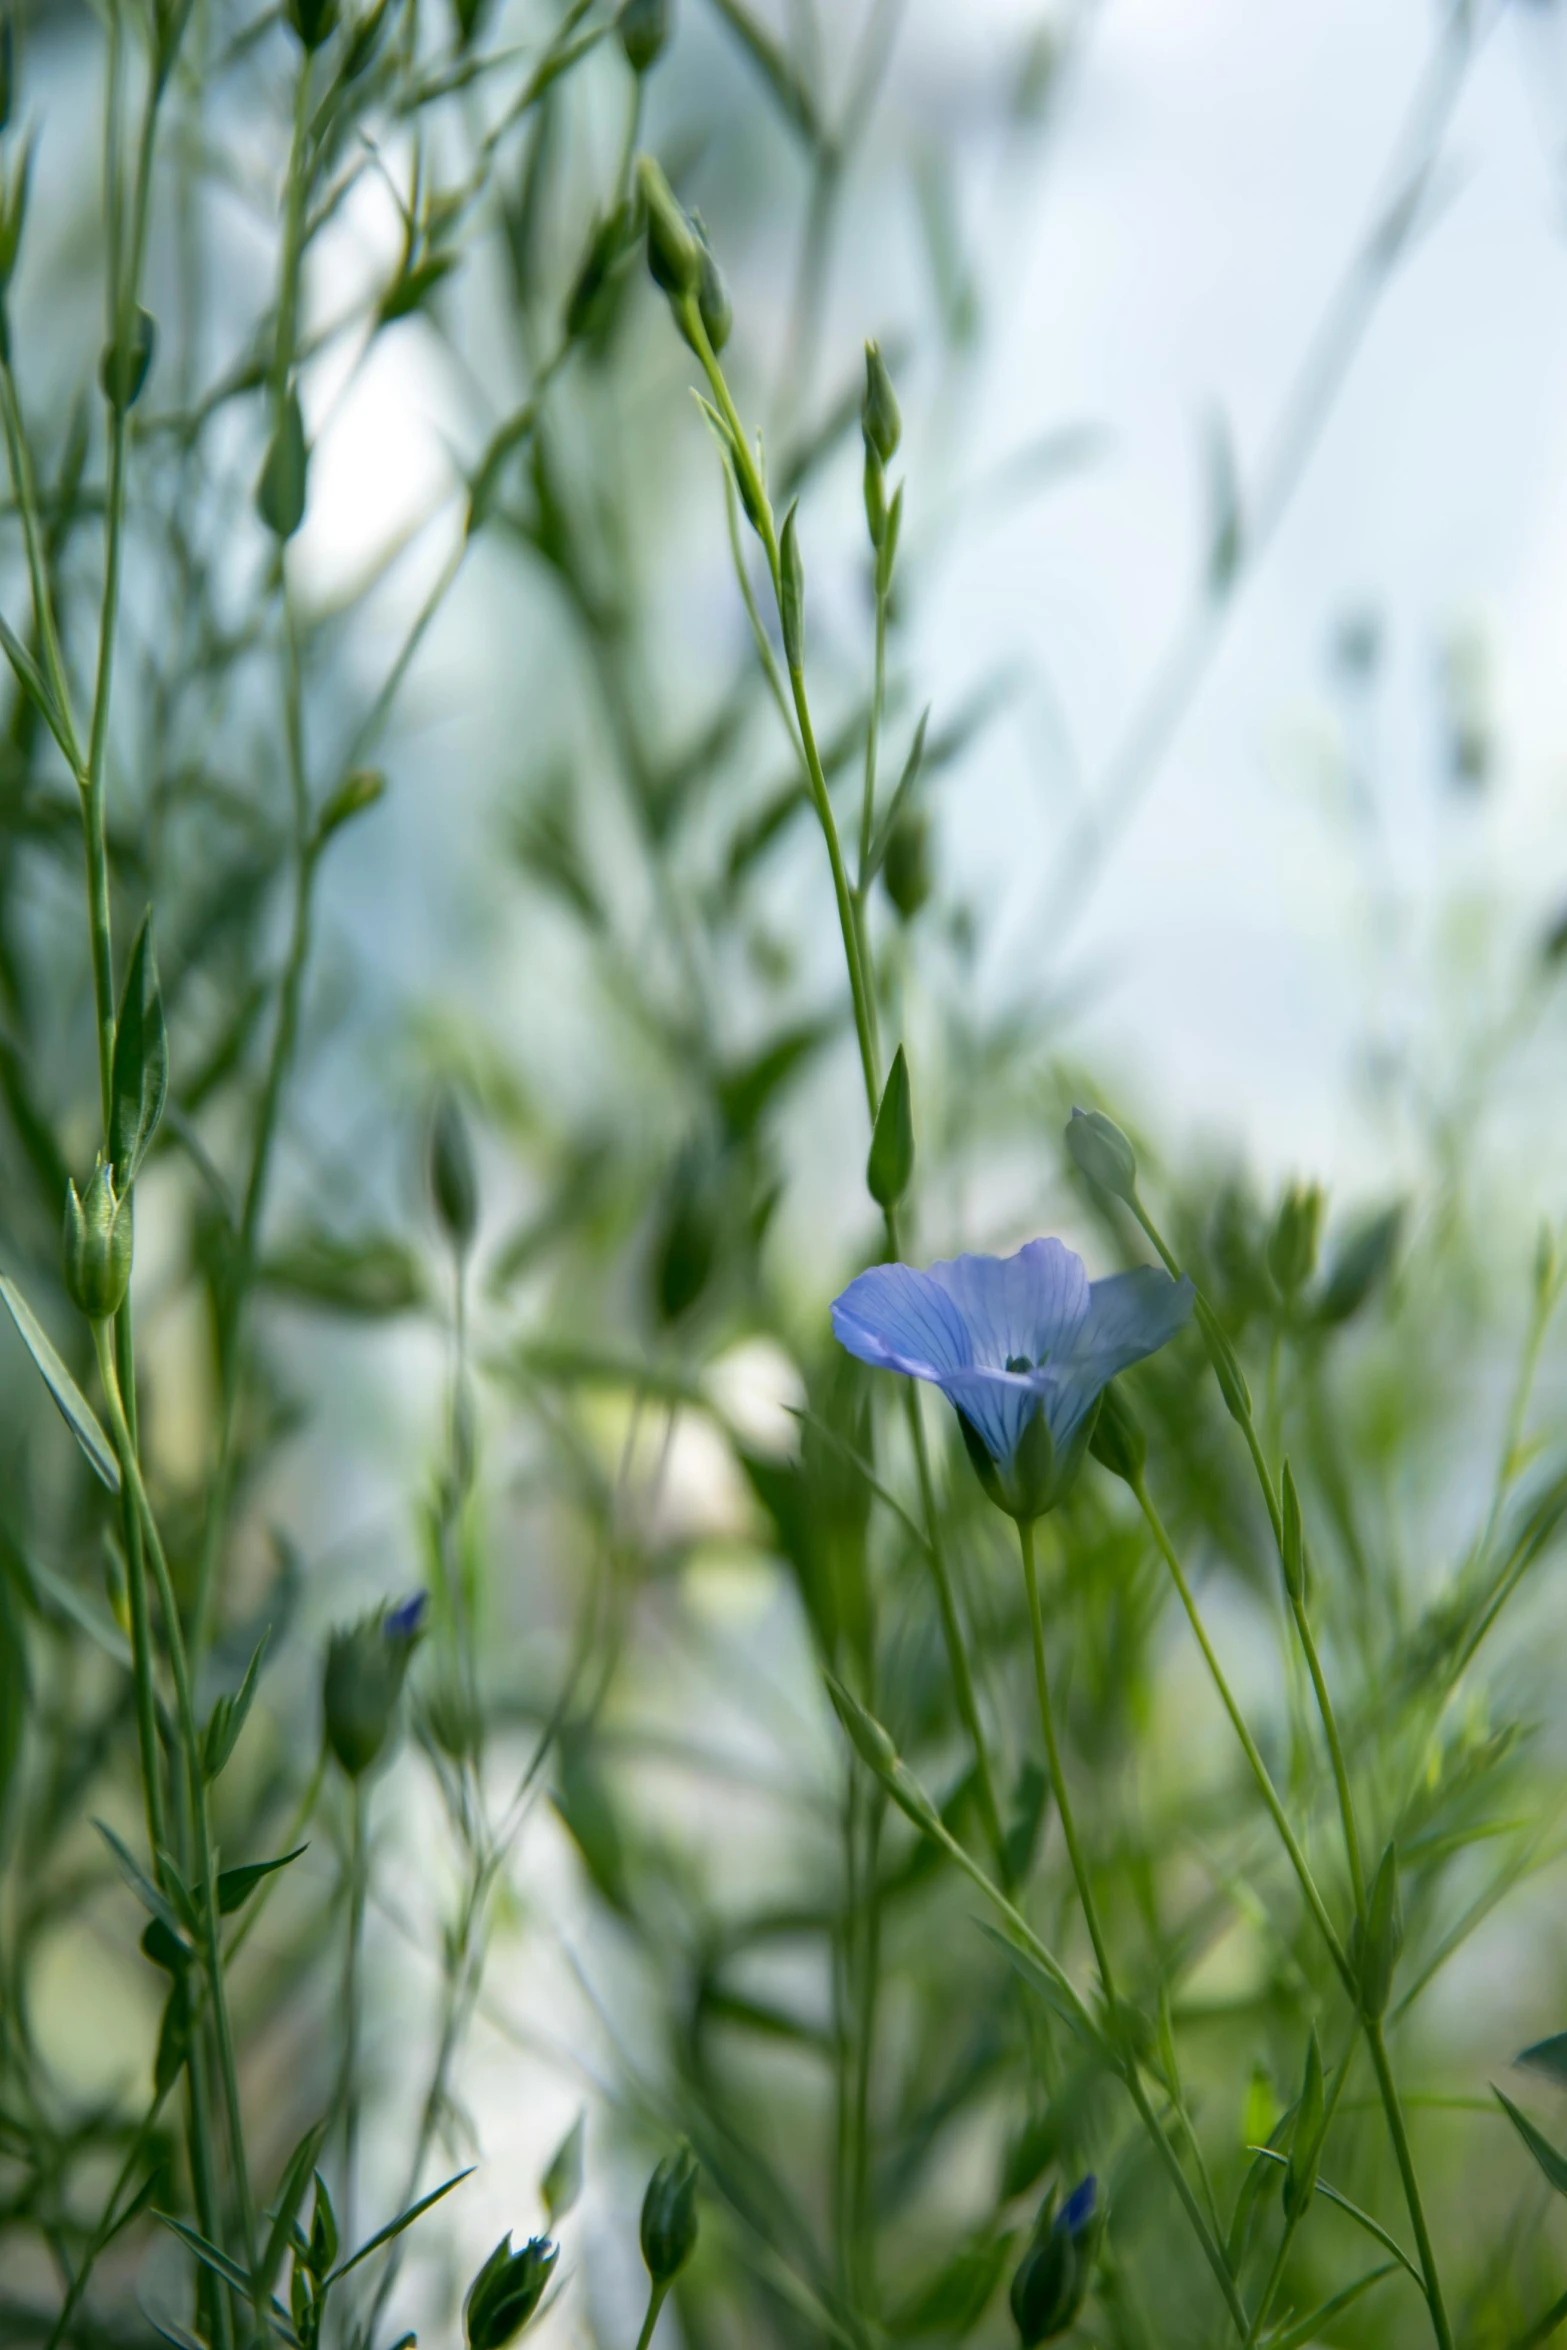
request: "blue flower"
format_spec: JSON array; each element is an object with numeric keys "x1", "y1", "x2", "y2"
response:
[
  {"x1": 830, "y1": 1239, "x2": 1192, "y2": 1519},
  {"x1": 385, "y1": 1591, "x2": 429, "y2": 1642}
]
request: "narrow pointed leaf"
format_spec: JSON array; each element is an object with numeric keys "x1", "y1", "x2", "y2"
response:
[
  {"x1": 1495, "y1": 2087, "x2": 1567, "y2": 2195},
  {"x1": 204, "y1": 1631, "x2": 270, "y2": 1780},
  {"x1": 0, "y1": 1274, "x2": 120, "y2": 1491},
  {"x1": 1247, "y1": 2149, "x2": 1422, "y2": 2283},
  {"x1": 217, "y1": 1845, "x2": 307, "y2": 1916},
  {"x1": 94, "y1": 1819, "x2": 184, "y2": 1941},
  {"x1": 1266, "y1": 2263, "x2": 1398, "y2": 2350},
  {"x1": 324, "y1": 2167, "x2": 473, "y2": 2284},
  {"x1": 259, "y1": 2119, "x2": 328, "y2": 2300},
  {"x1": 109, "y1": 911, "x2": 169, "y2": 1184},
  {"x1": 1517, "y1": 2033, "x2": 1567, "y2": 2090}
]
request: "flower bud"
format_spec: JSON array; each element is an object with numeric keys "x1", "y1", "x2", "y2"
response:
[
  {"x1": 637, "y1": 156, "x2": 701, "y2": 303},
  {"x1": 257, "y1": 388, "x2": 309, "y2": 540},
  {"x1": 617, "y1": 0, "x2": 670, "y2": 73},
  {"x1": 429, "y1": 1088, "x2": 479, "y2": 1254},
  {"x1": 1088, "y1": 1379, "x2": 1145, "y2": 1488},
  {"x1": 861, "y1": 341, "x2": 900, "y2": 466},
  {"x1": 779, "y1": 503, "x2": 804, "y2": 669},
  {"x1": 1266, "y1": 1182, "x2": 1323, "y2": 1300},
  {"x1": 464, "y1": 2233, "x2": 558, "y2": 2350},
  {"x1": 1010, "y1": 2177, "x2": 1099, "y2": 2345},
  {"x1": 322, "y1": 1594, "x2": 426, "y2": 1778},
  {"x1": 285, "y1": 0, "x2": 337, "y2": 48},
  {"x1": 1354, "y1": 1841, "x2": 1403, "y2": 2019},
  {"x1": 62, "y1": 1163, "x2": 132, "y2": 1322},
  {"x1": 866, "y1": 1046, "x2": 913, "y2": 1209},
  {"x1": 882, "y1": 805, "x2": 930, "y2": 920},
  {"x1": 99, "y1": 307, "x2": 156, "y2": 413},
  {"x1": 695, "y1": 231, "x2": 731, "y2": 355},
  {"x1": 825, "y1": 1672, "x2": 899, "y2": 1780},
  {"x1": 1064, "y1": 1107, "x2": 1137, "y2": 1205},
  {"x1": 640, "y1": 2143, "x2": 699, "y2": 2286}
]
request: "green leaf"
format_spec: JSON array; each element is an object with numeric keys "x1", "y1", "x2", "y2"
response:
[
  {"x1": 0, "y1": 607, "x2": 73, "y2": 767},
  {"x1": 203, "y1": 1631, "x2": 270, "y2": 1780},
  {"x1": 110, "y1": 910, "x2": 169, "y2": 1185},
  {"x1": 705, "y1": 0, "x2": 820, "y2": 142},
  {"x1": 1246, "y1": 2148, "x2": 1422, "y2": 2284},
  {"x1": 154, "y1": 1974, "x2": 193, "y2": 2099},
  {"x1": 324, "y1": 2167, "x2": 473, "y2": 2284},
  {"x1": 541, "y1": 2111, "x2": 584, "y2": 2224},
  {"x1": 0, "y1": 1559, "x2": 25, "y2": 1843},
  {"x1": 974, "y1": 1922, "x2": 1096, "y2": 2046},
  {"x1": 23, "y1": 1551, "x2": 132, "y2": 1670},
  {"x1": 94, "y1": 1819, "x2": 184, "y2": 1942},
  {"x1": 257, "y1": 388, "x2": 308, "y2": 540},
  {"x1": 1517, "y1": 2033, "x2": 1567, "y2": 2089},
  {"x1": 0, "y1": 1274, "x2": 120, "y2": 1492},
  {"x1": 888, "y1": 2230, "x2": 1012, "y2": 2340},
  {"x1": 1265, "y1": 2263, "x2": 1398, "y2": 2350},
  {"x1": 216, "y1": 1845, "x2": 307, "y2": 1916},
  {"x1": 1496, "y1": 2086, "x2": 1567, "y2": 2195},
  {"x1": 258, "y1": 2119, "x2": 328, "y2": 2301},
  {"x1": 865, "y1": 706, "x2": 930, "y2": 886},
  {"x1": 156, "y1": 2210, "x2": 257, "y2": 2299},
  {"x1": 866, "y1": 1045, "x2": 914, "y2": 1209}
]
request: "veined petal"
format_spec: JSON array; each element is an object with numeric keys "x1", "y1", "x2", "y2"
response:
[
  {"x1": 925, "y1": 1239, "x2": 1089, "y2": 1370},
  {"x1": 939, "y1": 1363, "x2": 1060, "y2": 1468},
  {"x1": 831, "y1": 1261, "x2": 973, "y2": 1381}
]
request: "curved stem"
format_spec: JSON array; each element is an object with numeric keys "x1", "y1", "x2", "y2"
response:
[
  {"x1": 1132, "y1": 1478, "x2": 1353, "y2": 1996},
  {"x1": 634, "y1": 2280, "x2": 670, "y2": 2350}
]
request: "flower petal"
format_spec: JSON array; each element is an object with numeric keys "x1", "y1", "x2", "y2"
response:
[
  {"x1": 926, "y1": 1239, "x2": 1089, "y2": 1371},
  {"x1": 830, "y1": 1261, "x2": 973, "y2": 1381},
  {"x1": 939, "y1": 1364, "x2": 1058, "y2": 1468},
  {"x1": 1071, "y1": 1267, "x2": 1195, "y2": 1388}
]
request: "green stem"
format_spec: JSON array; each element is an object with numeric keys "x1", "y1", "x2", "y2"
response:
[
  {"x1": 634, "y1": 2279, "x2": 670, "y2": 2350},
  {"x1": 1132, "y1": 1479, "x2": 1354, "y2": 1996},
  {"x1": 341, "y1": 1774, "x2": 369, "y2": 2247},
  {"x1": 1246, "y1": 2035, "x2": 1355, "y2": 2345},
  {"x1": 1366, "y1": 2019, "x2": 1455, "y2": 2350},
  {"x1": 1017, "y1": 1517, "x2": 1114, "y2": 2003},
  {"x1": 92, "y1": 1325, "x2": 262, "y2": 2326}
]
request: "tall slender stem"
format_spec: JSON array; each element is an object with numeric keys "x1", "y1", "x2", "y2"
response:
[
  {"x1": 341, "y1": 1774, "x2": 369, "y2": 2248},
  {"x1": 1366, "y1": 2019, "x2": 1455, "y2": 2350}
]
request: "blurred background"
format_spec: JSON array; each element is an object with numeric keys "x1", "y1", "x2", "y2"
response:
[{"x1": 8, "y1": 2, "x2": 1567, "y2": 2347}]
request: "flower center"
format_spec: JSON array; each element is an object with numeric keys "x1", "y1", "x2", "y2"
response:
[{"x1": 1006, "y1": 1353, "x2": 1034, "y2": 1373}]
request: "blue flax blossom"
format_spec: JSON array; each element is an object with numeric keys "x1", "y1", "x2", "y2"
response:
[{"x1": 831, "y1": 1238, "x2": 1193, "y2": 1521}]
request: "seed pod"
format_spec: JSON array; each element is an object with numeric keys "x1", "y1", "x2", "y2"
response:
[
  {"x1": 617, "y1": 0, "x2": 670, "y2": 73},
  {"x1": 322, "y1": 1596, "x2": 426, "y2": 1778},
  {"x1": 1089, "y1": 1379, "x2": 1145, "y2": 1488},
  {"x1": 1064, "y1": 1106, "x2": 1137, "y2": 1205},
  {"x1": 640, "y1": 2143, "x2": 699, "y2": 2286},
  {"x1": 464, "y1": 2234, "x2": 558, "y2": 2350},
  {"x1": 866, "y1": 1046, "x2": 913, "y2": 1209},
  {"x1": 1356, "y1": 1841, "x2": 1404, "y2": 2019},
  {"x1": 861, "y1": 340, "x2": 901, "y2": 466},
  {"x1": 429, "y1": 1089, "x2": 479, "y2": 1254},
  {"x1": 62, "y1": 1163, "x2": 132, "y2": 1323}
]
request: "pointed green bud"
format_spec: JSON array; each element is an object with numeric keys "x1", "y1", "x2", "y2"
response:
[
  {"x1": 861, "y1": 340, "x2": 901, "y2": 466},
  {"x1": 99, "y1": 307, "x2": 156, "y2": 413},
  {"x1": 307, "y1": 2174, "x2": 339, "y2": 2280},
  {"x1": 564, "y1": 203, "x2": 637, "y2": 342},
  {"x1": 429, "y1": 1088, "x2": 479, "y2": 1254},
  {"x1": 1089, "y1": 1379, "x2": 1145, "y2": 1488},
  {"x1": 285, "y1": 0, "x2": 338, "y2": 49},
  {"x1": 322, "y1": 1596, "x2": 426, "y2": 1778},
  {"x1": 1064, "y1": 1106, "x2": 1137, "y2": 1204},
  {"x1": 257, "y1": 388, "x2": 308, "y2": 540},
  {"x1": 825, "y1": 1672, "x2": 899, "y2": 1779},
  {"x1": 866, "y1": 1046, "x2": 913, "y2": 1208},
  {"x1": 1267, "y1": 1182, "x2": 1323, "y2": 1299},
  {"x1": 1283, "y1": 2029, "x2": 1324, "y2": 2219},
  {"x1": 1355, "y1": 1841, "x2": 1404, "y2": 2019},
  {"x1": 637, "y1": 155, "x2": 701, "y2": 303},
  {"x1": 62, "y1": 1163, "x2": 132, "y2": 1322},
  {"x1": 617, "y1": 0, "x2": 670, "y2": 73},
  {"x1": 640, "y1": 2143, "x2": 699, "y2": 2287},
  {"x1": 1280, "y1": 1459, "x2": 1305, "y2": 1603},
  {"x1": 464, "y1": 2233, "x2": 558, "y2": 2350},
  {"x1": 779, "y1": 502, "x2": 804, "y2": 669}
]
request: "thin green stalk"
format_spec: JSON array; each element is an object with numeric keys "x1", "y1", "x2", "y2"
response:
[
  {"x1": 634, "y1": 2280, "x2": 670, "y2": 2350},
  {"x1": 341, "y1": 1774, "x2": 369, "y2": 2248},
  {"x1": 1246, "y1": 2035, "x2": 1355, "y2": 2345},
  {"x1": 91, "y1": 1326, "x2": 262, "y2": 2325},
  {"x1": 1132, "y1": 1479, "x2": 1353, "y2": 1995},
  {"x1": 1017, "y1": 1517, "x2": 1114, "y2": 2002},
  {"x1": 1365, "y1": 2019, "x2": 1455, "y2": 2350}
]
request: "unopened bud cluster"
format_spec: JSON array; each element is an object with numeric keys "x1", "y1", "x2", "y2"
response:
[{"x1": 63, "y1": 1162, "x2": 133, "y2": 1323}]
